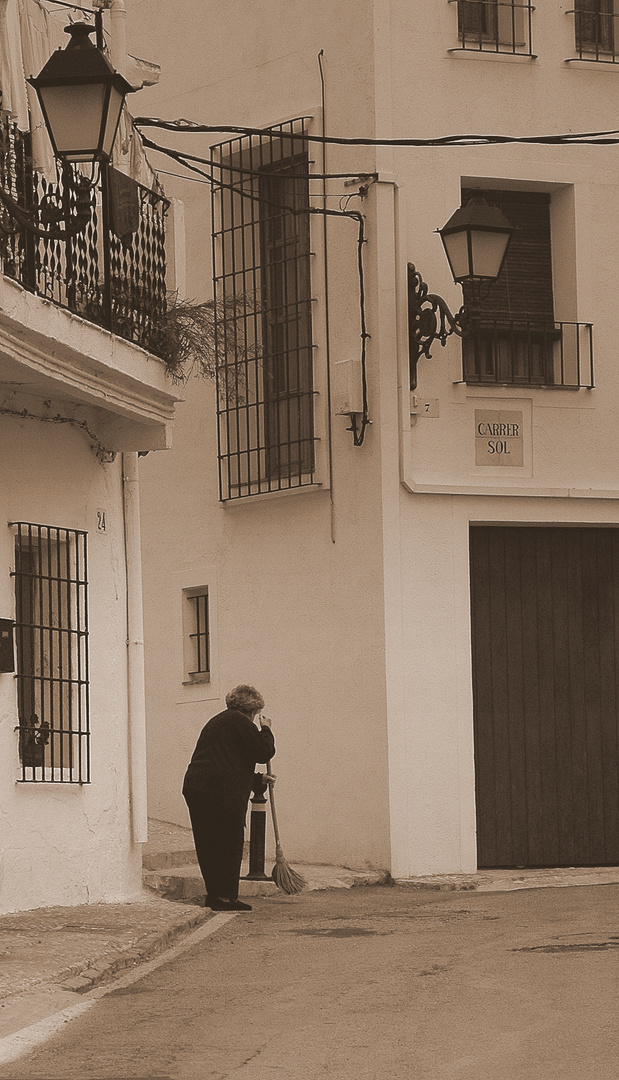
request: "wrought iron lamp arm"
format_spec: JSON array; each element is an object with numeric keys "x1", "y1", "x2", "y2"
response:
[
  {"x1": 408, "y1": 262, "x2": 469, "y2": 390},
  {"x1": 0, "y1": 174, "x2": 93, "y2": 241}
]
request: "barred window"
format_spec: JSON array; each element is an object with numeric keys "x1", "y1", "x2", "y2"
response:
[
  {"x1": 11, "y1": 523, "x2": 90, "y2": 783},
  {"x1": 453, "y1": 0, "x2": 534, "y2": 55},
  {"x1": 211, "y1": 119, "x2": 315, "y2": 500},
  {"x1": 183, "y1": 588, "x2": 210, "y2": 682},
  {"x1": 572, "y1": 0, "x2": 617, "y2": 60}
]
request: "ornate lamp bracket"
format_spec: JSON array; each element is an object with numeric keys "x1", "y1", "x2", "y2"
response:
[
  {"x1": 407, "y1": 262, "x2": 467, "y2": 389},
  {"x1": 0, "y1": 173, "x2": 93, "y2": 241}
]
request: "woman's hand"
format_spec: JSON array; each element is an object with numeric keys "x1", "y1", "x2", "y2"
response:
[
  {"x1": 264, "y1": 773, "x2": 276, "y2": 786},
  {"x1": 259, "y1": 714, "x2": 272, "y2": 729}
]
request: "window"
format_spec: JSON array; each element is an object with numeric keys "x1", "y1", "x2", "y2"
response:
[
  {"x1": 11, "y1": 522, "x2": 90, "y2": 783},
  {"x1": 211, "y1": 119, "x2": 315, "y2": 499},
  {"x1": 461, "y1": 188, "x2": 593, "y2": 388},
  {"x1": 573, "y1": 0, "x2": 617, "y2": 60},
  {"x1": 453, "y1": 0, "x2": 534, "y2": 55},
  {"x1": 182, "y1": 588, "x2": 209, "y2": 682}
]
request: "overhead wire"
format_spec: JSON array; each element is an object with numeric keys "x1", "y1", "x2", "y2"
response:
[{"x1": 134, "y1": 116, "x2": 619, "y2": 147}]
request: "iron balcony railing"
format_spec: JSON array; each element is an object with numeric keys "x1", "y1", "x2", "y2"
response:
[
  {"x1": 462, "y1": 319, "x2": 594, "y2": 388},
  {"x1": 0, "y1": 115, "x2": 168, "y2": 355}
]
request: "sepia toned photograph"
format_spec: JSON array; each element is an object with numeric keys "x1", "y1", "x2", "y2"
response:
[{"x1": 1, "y1": 1, "x2": 619, "y2": 1076}]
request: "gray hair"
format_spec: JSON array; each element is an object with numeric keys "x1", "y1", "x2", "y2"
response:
[{"x1": 225, "y1": 684, "x2": 265, "y2": 715}]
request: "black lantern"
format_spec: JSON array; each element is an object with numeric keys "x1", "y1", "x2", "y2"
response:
[
  {"x1": 438, "y1": 196, "x2": 514, "y2": 284},
  {"x1": 28, "y1": 22, "x2": 134, "y2": 164}
]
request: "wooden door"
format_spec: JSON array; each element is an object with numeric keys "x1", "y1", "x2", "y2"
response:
[{"x1": 470, "y1": 526, "x2": 619, "y2": 868}]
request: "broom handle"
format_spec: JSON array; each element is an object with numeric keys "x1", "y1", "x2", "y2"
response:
[{"x1": 266, "y1": 759, "x2": 282, "y2": 847}]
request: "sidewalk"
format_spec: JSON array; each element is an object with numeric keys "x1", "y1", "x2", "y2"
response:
[{"x1": 0, "y1": 819, "x2": 389, "y2": 1015}]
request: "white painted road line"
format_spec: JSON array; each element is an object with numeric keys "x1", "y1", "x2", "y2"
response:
[{"x1": 0, "y1": 911, "x2": 237, "y2": 1066}]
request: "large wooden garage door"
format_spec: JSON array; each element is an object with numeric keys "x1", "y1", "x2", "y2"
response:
[{"x1": 470, "y1": 526, "x2": 619, "y2": 868}]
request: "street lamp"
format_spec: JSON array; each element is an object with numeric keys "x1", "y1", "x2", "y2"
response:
[
  {"x1": 0, "y1": 20, "x2": 134, "y2": 241},
  {"x1": 408, "y1": 196, "x2": 514, "y2": 388},
  {"x1": 438, "y1": 196, "x2": 513, "y2": 285},
  {"x1": 28, "y1": 21, "x2": 133, "y2": 165}
]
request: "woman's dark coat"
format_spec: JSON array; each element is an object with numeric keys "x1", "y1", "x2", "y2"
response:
[
  {"x1": 183, "y1": 707, "x2": 275, "y2": 818},
  {"x1": 182, "y1": 708, "x2": 276, "y2": 901}
]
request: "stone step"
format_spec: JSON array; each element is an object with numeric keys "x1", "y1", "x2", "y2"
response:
[
  {"x1": 143, "y1": 864, "x2": 278, "y2": 902},
  {"x1": 142, "y1": 849, "x2": 198, "y2": 872}
]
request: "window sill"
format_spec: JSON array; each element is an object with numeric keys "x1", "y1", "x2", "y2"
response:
[
  {"x1": 221, "y1": 481, "x2": 324, "y2": 506},
  {"x1": 565, "y1": 56, "x2": 619, "y2": 66},
  {"x1": 447, "y1": 48, "x2": 537, "y2": 61},
  {"x1": 458, "y1": 380, "x2": 588, "y2": 390},
  {"x1": 183, "y1": 673, "x2": 210, "y2": 686}
]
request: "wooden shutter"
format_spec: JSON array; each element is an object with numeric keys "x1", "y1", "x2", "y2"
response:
[
  {"x1": 576, "y1": 0, "x2": 615, "y2": 52},
  {"x1": 458, "y1": 0, "x2": 498, "y2": 39},
  {"x1": 461, "y1": 188, "x2": 554, "y2": 324}
]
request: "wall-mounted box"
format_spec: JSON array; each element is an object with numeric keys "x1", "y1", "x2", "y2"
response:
[
  {"x1": 0, "y1": 619, "x2": 14, "y2": 672},
  {"x1": 333, "y1": 358, "x2": 364, "y2": 415}
]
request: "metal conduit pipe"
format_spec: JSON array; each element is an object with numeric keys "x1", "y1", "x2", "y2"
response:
[{"x1": 122, "y1": 451, "x2": 148, "y2": 844}]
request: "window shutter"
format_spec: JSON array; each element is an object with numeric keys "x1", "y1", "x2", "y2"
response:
[
  {"x1": 461, "y1": 188, "x2": 554, "y2": 326},
  {"x1": 576, "y1": 0, "x2": 615, "y2": 51}
]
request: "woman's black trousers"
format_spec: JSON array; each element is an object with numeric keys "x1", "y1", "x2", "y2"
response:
[{"x1": 183, "y1": 788, "x2": 245, "y2": 902}]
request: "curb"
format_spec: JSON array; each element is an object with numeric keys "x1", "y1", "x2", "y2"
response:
[
  {"x1": 59, "y1": 906, "x2": 212, "y2": 994},
  {"x1": 395, "y1": 877, "x2": 479, "y2": 892}
]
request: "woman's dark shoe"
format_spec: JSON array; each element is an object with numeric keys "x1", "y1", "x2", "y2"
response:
[{"x1": 208, "y1": 897, "x2": 252, "y2": 911}]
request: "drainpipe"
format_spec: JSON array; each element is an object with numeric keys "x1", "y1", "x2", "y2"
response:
[
  {"x1": 108, "y1": 0, "x2": 128, "y2": 79},
  {"x1": 122, "y1": 452, "x2": 148, "y2": 844}
]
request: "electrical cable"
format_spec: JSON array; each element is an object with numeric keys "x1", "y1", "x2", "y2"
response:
[
  {"x1": 134, "y1": 116, "x2": 619, "y2": 147},
  {"x1": 139, "y1": 134, "x2": 376, "y2": 183},
  {"x1": 349, "y1": 211, "x2": 370, "y2": 447},
  {"x1": 40, "y1": 0, "x2": 100, "y2": 13},
  {"x1": 139, "y1": 130, "x2": 372, "y2": 444}
]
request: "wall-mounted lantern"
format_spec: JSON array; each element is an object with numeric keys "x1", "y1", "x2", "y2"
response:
[
  {"x1": 408, "y1": 196, "x2": 514, "y2": 388},
  {"x1": 0, "y1": 19, "x2": 136, "y2": 241}
]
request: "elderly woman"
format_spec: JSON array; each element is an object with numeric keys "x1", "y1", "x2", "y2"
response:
[{"x1": 182, "y1": 684, "x2": 275, "y2": 911}]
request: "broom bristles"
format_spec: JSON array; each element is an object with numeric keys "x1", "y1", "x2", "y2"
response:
[{"x1": 271, "y1": 844, "x2": 306, "y2": 895}]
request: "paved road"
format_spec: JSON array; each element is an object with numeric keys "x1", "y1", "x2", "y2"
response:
[{"x1": 2, "y1": 883, "x2": 619, "y2": 1080}]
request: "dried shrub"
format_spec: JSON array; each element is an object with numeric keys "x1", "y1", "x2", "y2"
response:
[{"x1": 152, "y1": 294, "x2": 254, "y2": 396}]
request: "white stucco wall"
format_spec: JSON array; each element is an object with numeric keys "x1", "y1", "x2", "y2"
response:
[
  {"x1": 0, "y1": 415, "x2": 141, "y2": 913},
  {"x1": 139, "y1": 375, "x2": 393, "y2": 870},
  {"x1": 131, "y1": 0, "x2": 619, "y2": 876},
  {"x1": 377, "y1": 0, "x2": 619, "y2": 875}
]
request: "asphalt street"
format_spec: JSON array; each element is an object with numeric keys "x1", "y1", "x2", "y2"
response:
[{"x1": 2, "y1": 883, "x2": 619, "y2": 1080}]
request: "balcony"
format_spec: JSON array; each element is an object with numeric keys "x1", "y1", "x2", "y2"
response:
[
  {"x1": 0, "y1": 115, "x2": 178, "y2": 453},
  {"x1": 0, "y1": 114, "x2": 168, "y2": 356},
  {"x1": 461, "y1": 319, "x2": 594, "y2": 388}
]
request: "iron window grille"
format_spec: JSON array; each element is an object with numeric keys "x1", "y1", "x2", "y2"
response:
[
  {"x1": 459, "y1": 188, "x2": 594, "y2": 389},
  {"x1": 451, "y1": 0, "x2": 535, "y2": 55},
  {"x1": 188, "y1": 591, "x2": 209, "y2": 678},
  {"x1": 11, "y1": 522, "x2": 90, "y2": 783},
  {"x1": 211, "y1": 119, "x2": 316, "y2": 500},
  {"x1": 569, "y1": 1, "x2": 619, "y2": 61}
]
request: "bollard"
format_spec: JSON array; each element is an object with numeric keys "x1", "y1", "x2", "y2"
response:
[{"x1": 243, "y1": 772, "x2": 270, "y2": 880}]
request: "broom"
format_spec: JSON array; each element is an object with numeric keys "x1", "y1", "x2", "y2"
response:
[{"x1": 266, "y1": 764, "x2": 306, "y2": 894}]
